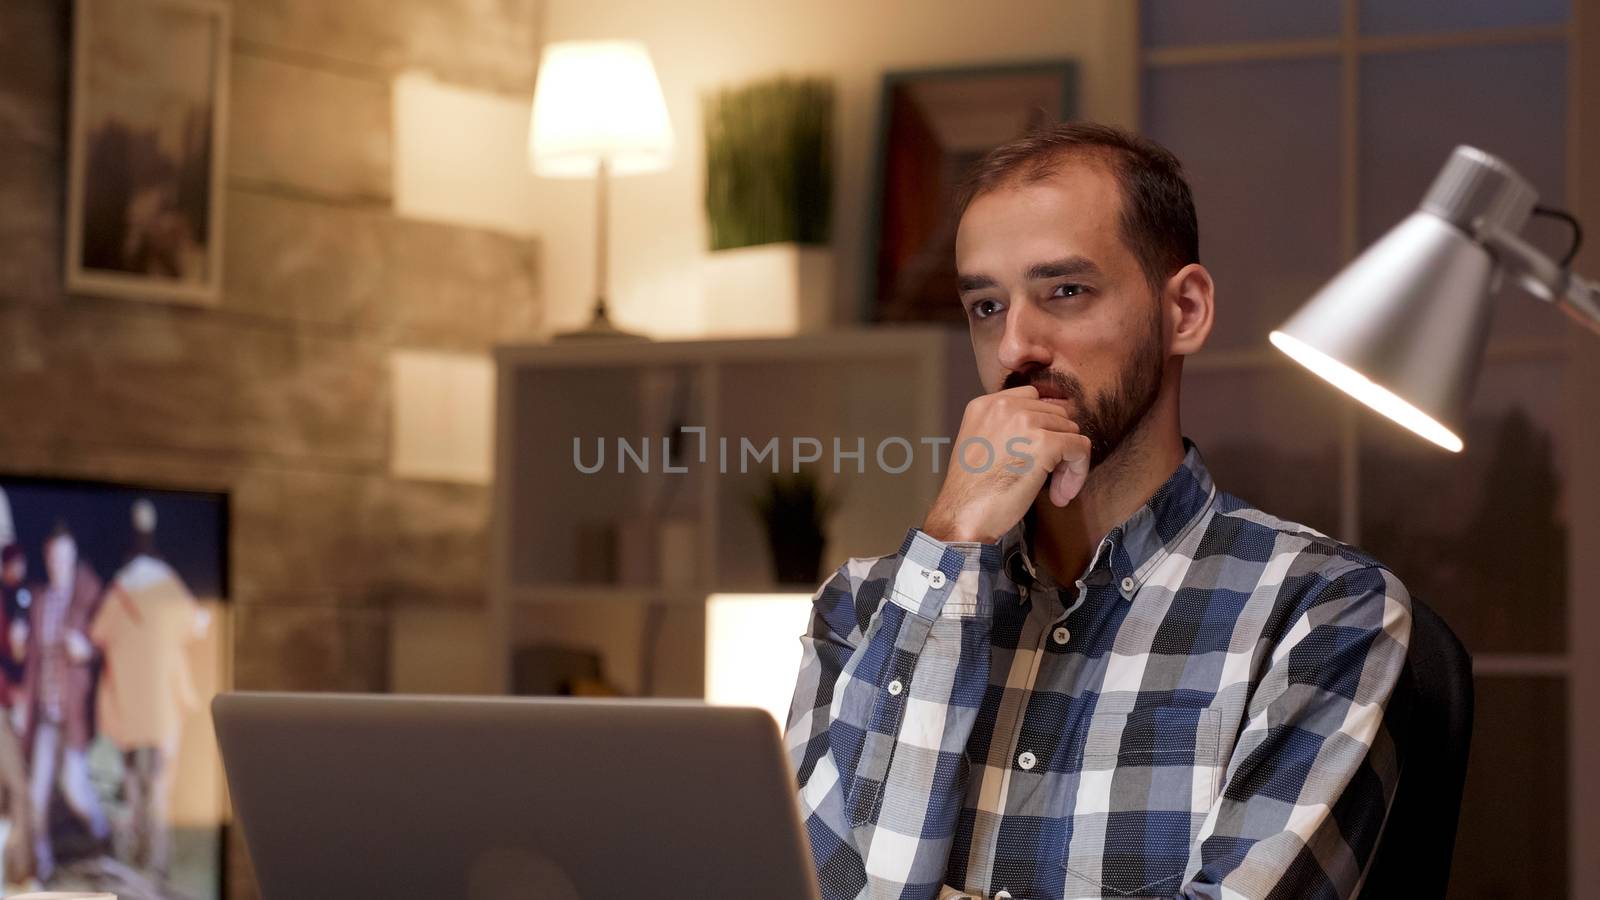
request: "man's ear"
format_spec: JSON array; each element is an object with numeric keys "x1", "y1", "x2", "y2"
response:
[{"x1": 1165, "y1": 263, "x2": 1214, "y2": 357}]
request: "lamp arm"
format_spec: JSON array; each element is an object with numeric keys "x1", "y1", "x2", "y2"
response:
[{"x1": 1475, "y1": 219, "x2": 1600, "y2": 337}]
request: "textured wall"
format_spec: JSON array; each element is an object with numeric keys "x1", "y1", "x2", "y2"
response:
[{"x1": 0, "y1": 0, "x2": 543, "y2": 894}]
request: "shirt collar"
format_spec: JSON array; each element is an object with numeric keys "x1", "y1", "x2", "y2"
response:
[{"x1": 998, "y1": 436, "x2": 1217, "y2": 603}]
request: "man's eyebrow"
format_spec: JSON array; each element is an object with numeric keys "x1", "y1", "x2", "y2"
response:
[
  {"x1": 957, "y1": 273, "x2": 997, "y2": 293},
  {"x1": 957, "y1": 256, "x2": 1105, "y2": 294},
  {"x1": 1026, "y1": 256, "x2": 1104, "y2": 281}
]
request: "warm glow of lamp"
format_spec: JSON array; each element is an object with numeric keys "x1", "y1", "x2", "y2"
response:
[
  {"x1": 705, "y1": 593, "x2": 814, "y2": 730},
  {"x1": 529, "y1": 40, "x2": 673, "y2": 178},
  {"x1": 528, "y1": 40, "x2": 674, "y2": 340},
  {"x1": 1268, "y1": 331, "x2": 1463, "y2": 452}
]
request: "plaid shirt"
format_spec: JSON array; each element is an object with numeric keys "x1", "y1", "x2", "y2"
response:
[{"x1": 784, "y1": 438, "x2": 1412, "y2": 900}]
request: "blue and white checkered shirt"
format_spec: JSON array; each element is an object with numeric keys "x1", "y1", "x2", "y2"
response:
[{"x1": 784, "y1": 438, "x2": 1412, "y2": 900}]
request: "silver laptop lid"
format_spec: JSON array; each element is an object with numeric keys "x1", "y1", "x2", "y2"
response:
[{"x1": 213, "y1": 693, "x2": 821, "y2": 900}]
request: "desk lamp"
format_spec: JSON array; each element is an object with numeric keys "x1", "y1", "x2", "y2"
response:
[{"x1": 1270, "y1": 145, "x2": 1598, "y2": 452}]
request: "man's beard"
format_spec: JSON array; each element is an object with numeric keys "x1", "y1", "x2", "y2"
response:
[{"x1": 1001, "y1": 309, "x2": 1165, "y2": 470}]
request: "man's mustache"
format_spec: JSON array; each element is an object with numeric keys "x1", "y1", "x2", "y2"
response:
[{"x1": 1001, "y1": 367, "x2": 1085, "y2": 402}]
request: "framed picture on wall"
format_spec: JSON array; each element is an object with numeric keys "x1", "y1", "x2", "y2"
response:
[
  {"x1": 65, "y1": 0, "x2": 231, "y2": 306},
  {"x1": 863, "y1": 60, "x2": 1077, "y2": 324}
]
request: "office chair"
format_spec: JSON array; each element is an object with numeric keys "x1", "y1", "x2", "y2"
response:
[{"x1": 1358, "y1": 596, "x2": 1475, "y2": 899}]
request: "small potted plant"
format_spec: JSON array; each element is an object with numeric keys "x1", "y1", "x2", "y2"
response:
[
  {"x1": 751, "y1": 467, "x2": 838, "y2": 586},
  {"x1": 702, "y1": 75, "x2": 835, "y2": 335}
]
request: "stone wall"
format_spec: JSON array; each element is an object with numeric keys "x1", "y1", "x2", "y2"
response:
[{"x1": 0, "y1": 0, "x2": 544, "y2": 894}]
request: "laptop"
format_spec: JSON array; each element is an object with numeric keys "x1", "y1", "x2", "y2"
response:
[{"x1": 213, "y1": 692, "x2": 823, "y2": 900}]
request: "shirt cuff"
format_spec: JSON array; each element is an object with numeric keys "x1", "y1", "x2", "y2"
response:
[{"x1": 885, "y1": 527, "x2": 1003, "y2": 619}]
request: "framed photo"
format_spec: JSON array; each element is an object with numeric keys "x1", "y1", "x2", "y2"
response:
[
  {"x1": 65, "y1": 0, "x2": 231, "y2": 306},
  {"x1": 863, "y1": 61, "x2": 1077, "y2": 324}
]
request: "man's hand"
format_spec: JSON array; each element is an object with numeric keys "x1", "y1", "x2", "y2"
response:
[
  {"x1": 65, "y1": 629, "x2": 93, "y2": 664},
  {"x1": 921, "y1": 385, "x2": 1092, "y2": 544},
  {"x1": 8, "y1": 621, "x2": 26, "y2": 661}
]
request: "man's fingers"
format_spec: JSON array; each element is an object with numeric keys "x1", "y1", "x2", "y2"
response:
[{"x1": 1046, "y1": 434, "x2": 1092, "y2": 506}]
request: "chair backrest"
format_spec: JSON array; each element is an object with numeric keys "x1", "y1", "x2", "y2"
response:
[{"x1": 1358, "y1": 596, "x2": 1475, "y2": 899}]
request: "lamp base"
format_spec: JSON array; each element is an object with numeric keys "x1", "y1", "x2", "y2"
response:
[{"x1": 553, "y1": 298, "x2": 650, "y2": 342}]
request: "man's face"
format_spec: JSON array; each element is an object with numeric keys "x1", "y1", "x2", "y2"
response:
[
  {"x1": 1, "y1": 557, "x2": 21, "y2": 588},
  {"x1": 46, "y1": 535, "x2": 75, "y2": 588},
  {"x1": 955, "y1": 162, "x2": 1167, "y2": 469}
]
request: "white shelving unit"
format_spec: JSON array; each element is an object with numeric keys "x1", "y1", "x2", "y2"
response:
[{"x1": 488, "y1": 326, "x2": 982, "y2": 693}]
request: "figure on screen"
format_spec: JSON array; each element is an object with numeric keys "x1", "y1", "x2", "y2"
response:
[
  {"x1": 89, "y1": 499, "x2": 207, "y2": 877},
  {"x1": 18, "y1": 525, "x2": 110, "y2": 882},
  {"x1": 0, "y1": 543, "x2": 34, "y2": 884}
]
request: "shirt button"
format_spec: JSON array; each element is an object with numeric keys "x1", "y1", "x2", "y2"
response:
[
  {"x1": 995, "y1": 892, "x2": 1013, "y2": 900},
  {"x1": 1120, "y1": 576, "x2": 1135, "y2": 594},
  {"x1": 927, "y1": 570, "x2": 947, "y2": 589},
  {"x1": 887, "y1": 679, "x2": 903, "y2": 696},
  {"x1": 1052, "y1": 626, "x2": 1070, "y2": 645},
  {"x1": 1017, "y1": 751, "x2": 1036, "y2": 771}
]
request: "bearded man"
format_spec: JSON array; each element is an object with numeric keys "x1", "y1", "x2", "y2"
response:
[{"x1": 785, "y1": 122, "x2": 1412, "y2": 900}]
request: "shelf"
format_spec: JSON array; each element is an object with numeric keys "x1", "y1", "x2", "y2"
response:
[
  {"x1": 490, "y1": 326, "x2": 983, "y2": 688},
  {"x1": 506, "y1": 584, "x2": 716, "y2": 606}
]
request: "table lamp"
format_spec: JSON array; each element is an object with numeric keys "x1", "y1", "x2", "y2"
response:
[
  {"x1": 1270, "y1": 145, "x2": 1600, "y2": 452},
  {"x1": 530, "y1": 40, "x2": 674, "y2": 340}
]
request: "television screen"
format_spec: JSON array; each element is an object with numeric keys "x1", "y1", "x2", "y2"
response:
[{"x1": 0, "y1": 476, "x2": 227, "y2": 900}]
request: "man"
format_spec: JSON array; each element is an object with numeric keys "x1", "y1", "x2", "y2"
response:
[
  {"x1": 784, "y1": 123, "x2": 1411, "y2": 900},
  {"x1": 89, "y1": 499, "x2": 207, "y2": 877},
  {"x1": 20, "y1": 524, "x2": 110, "y2": 881},
  {"x1": 0, "y1": 544, "x2": 34, "y2": 884}
]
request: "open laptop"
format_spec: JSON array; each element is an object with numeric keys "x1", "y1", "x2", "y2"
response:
[{"x1": 213, "y1": 693, "x2": 823, "y2": 900}]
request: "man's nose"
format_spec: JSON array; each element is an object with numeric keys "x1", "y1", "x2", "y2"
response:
[{"x1": 996, "y1": 296, "x2": 1052, "y2": 374}]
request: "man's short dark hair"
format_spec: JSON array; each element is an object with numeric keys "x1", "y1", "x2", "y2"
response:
[
  {"x1": 955, "y1": 121, "x2": 1200, "y2": 294},
  {"x1": 46, "y1": 520, "x2": 73, "y2": 546}
]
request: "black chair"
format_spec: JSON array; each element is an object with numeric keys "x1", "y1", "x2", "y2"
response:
[{"x1": 1358, "y1": 596, "x2": 1475, "y2": 899}]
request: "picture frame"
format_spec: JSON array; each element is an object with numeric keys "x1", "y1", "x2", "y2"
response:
[
  {"x1": 65, "y1": 0, "x2": 231, "y2": 306},
  {"x1": 862, "y1": 60, "x2": 1077, "y2": 324}
]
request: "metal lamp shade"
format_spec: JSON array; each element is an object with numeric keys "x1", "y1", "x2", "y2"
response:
[{"x1": 1269, "y1": 211, "x2": 1498, "y2": 453}]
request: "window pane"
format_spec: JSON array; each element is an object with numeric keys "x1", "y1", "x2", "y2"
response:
[
  {"x1": 1142, "y1": 0, "x2": 1341, "y2": 48},
  {"x1": 1144, "y1": 58, "x2": 1343, "y2": 352},
  {"x1": 1359, "y1": 42, "x2": 1568, "y2": 343},
  {"x1": 1360, "y1": 0, "x2": 1567, "y2": 36},
  {"x1": 1450, "y1": 675, "x2": 1567, "y2": 899},
  {"x1": 1181, "y1": 363, "x2": 1345, "y2": 538},
  {"x1": 1358, "y1": 357, "x2": 1567, "y2": 654}
]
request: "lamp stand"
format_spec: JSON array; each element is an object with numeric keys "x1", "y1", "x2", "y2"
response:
[{"x1": 555, "y1": 156, "x2": 649, "y2": 342}]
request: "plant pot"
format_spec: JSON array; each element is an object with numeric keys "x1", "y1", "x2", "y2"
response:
[
  {"x1": 702, "y1": 243, "x2": 833, "y2": 336},
  {"x1": 767, "y1": 528, "x2": 826, "y2": 587}
]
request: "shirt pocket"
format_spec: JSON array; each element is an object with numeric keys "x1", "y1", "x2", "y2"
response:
[{"x1": 1061, "y1": 704, "x2": 1223, "y2": 898}]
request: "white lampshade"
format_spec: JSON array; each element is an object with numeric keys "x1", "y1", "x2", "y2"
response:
[{"x1": 529, "y1": 40, "x2": 674, "y2": 178}]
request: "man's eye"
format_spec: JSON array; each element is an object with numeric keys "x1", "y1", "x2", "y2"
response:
[
  {"x1": 1052, "y1": 283, "x2": 1086, "y2": 299},
  {"x1": 969, "y1": 299, "x2": 1002, "y2": 320}
]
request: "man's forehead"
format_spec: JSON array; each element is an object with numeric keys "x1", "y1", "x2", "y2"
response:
[{"x1": 956, "y1": 168, "x2": 1126, "y2": 273}]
